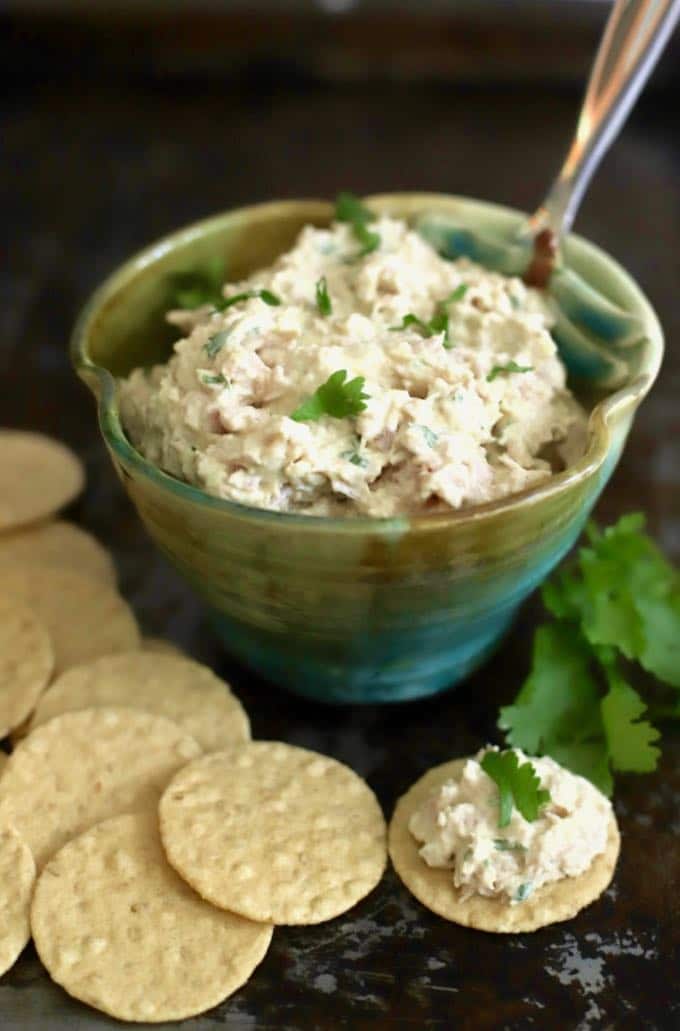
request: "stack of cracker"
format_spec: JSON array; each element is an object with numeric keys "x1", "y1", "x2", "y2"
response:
[{"x1": 0, "y1": 430, "x2": 388, "y2": 1023}]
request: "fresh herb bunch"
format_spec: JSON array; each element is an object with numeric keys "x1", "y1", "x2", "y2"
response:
[
  {"x1": 291, "y1": 370, "x2": 369, "y2": 422},
  {"x1": 499, "y1": 514, "x2": 680, "y2": 796}
]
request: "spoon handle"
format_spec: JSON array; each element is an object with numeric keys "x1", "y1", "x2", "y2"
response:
[{"x1": 530, "y1": 0, "x2": 680, "y2": 242}]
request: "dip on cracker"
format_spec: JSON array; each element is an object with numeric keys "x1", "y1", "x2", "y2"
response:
[
  {"x1": 119, "y1": 204, "x2": 586, "y2": 517},
  {"x1": 389, "y1": 748, "x2": 619, "y2": 933}
]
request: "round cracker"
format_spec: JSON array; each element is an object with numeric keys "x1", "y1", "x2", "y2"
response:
[
  {"x1": 141, "y1": 636, "x2": 184, "y2": 656},
  {"x1": 0, "y1": 597, "x2": 55, "y2": 738},
  {"x1": 0, "y1": 707, "x2": 201, "y2": 869},
  {"x1": 160, "y1": 741, "x2": 387, "y2": 925},
  {"x1": 27, "y1": 652, "x2": 250, "y2": 752},
  {"x1": 388, "y1": 759, "x2": 620, "y2": 933},
  {"x1": 1, "y1": 565, "x2": 139, "y2": 677},
  {"x1": 0, "y1": 431, "x2": 84, "y2": 531},
  {"x1": 31, "y1": 812, "x2": 272, "y2": 1023},
  {"x1": 0, "y1": 824, "x2": 36, "y2": 977},
  {"x1": 0, "y1": 521, "x2": 116, "y2": 586}
]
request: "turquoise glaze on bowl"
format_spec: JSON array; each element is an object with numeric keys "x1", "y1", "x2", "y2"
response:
[{"x1": 71, "y1": 195, "x2": 663, "y2": 703}]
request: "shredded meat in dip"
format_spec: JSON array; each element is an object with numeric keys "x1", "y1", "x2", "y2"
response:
[{"x1": 119, "y1": 216, "x2": 587, "y2": 517}]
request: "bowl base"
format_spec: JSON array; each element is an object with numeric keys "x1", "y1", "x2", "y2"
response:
[{"x1": 206, "y1": 606, "x2": 514, "y2": 705}]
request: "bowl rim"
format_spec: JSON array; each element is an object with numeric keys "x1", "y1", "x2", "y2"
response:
[{"x1": 71, "y1": 192, "x2": 664, "y2": 535}]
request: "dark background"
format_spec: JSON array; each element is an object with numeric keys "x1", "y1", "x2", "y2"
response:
[{"x1": 1, "y1": 2, "x2": 679, "y2": 1029}]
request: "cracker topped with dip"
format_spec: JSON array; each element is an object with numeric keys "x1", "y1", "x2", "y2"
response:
[{"x1": 389, "y1": 747, "x2": 620, "y2": 933}]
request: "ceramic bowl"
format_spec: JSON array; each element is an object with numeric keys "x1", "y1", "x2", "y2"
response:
[{"x1": 71, "y1": 194, "x2": 663, "y2": 703}]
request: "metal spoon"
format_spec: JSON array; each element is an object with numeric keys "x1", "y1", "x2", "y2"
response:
[{"x1": 418, "y1": 0, "x2": 680, "y2": 384}]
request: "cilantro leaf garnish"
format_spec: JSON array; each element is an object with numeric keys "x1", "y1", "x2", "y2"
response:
[
  {"x1": 315, "y1": 277, "x2": 332, "y2": 316},
  {"x1": 481, "y1": 750, "x2": 551, "y2": 828},
  {"x1": 352, "y1": 222, "x2": 381, "y2": 257},
  {"x1": 432, "y1": 285, "x2": 467, "y2": 348},
  {"x1": 216, "y1": 288, "x2": 281, "y2": 311},
  {"x1": 390, "y1": 287, "x2": 466, "y2": 347},
  {"x1": 334, "y1": 192, "x2": 381, "y2": 258},
  {"x1": 487, "y1": 361, "x2": 534, "y2": 382},
  {"x1": 391, "y1": 314, "x2": 431, "y2": 335},
  {"x1": 498, "y1": 513, "x2": 678, "y2": 796},
  {"x1": 442, "y1": 284, "x2": 468, "y2": 304},
  {"x1": 170, "y1": 256, "x2": 225, "y2": 310},
  {"x1": 334, "y1": 191, "x2": 374, "y2": 225},
  {"x1": 291, "y1": 370, "x2": 370, "y2": 422},
  {"x1": 429, "y1": 309, "x2": 450, "y2": 344}
]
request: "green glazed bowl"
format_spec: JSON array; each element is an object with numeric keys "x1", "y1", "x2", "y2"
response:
[{"x1": 71, "y1": 194, "x2": 663, "y2": 704}]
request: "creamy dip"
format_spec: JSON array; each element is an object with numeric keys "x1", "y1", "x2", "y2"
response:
[
  {"x1": 408, "y1": 748, "x2": 612, "y2": 904},
  {"x1": 119, "y1": 216, "x2": 587, "y2": 517}
]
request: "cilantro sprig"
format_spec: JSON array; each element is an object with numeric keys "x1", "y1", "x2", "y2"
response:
[
  {"x1": 334, "y1": 192, "x2": 381, "y2": 258},
  {"x1": 291, "y1": 370, "x2": 369, "y2": 422},
  {"x1": 498, "y1": 514, "x2": 676, "y2": 796},
  {"x1": 487, "y1": 361, "x2": 533, "y2": 382},
  {"x1": 391, "y1": 285, "x2": 467, "y2": 348},
  {"x1": 481, "y1": 750, "x2": 551, "y2": 828}
]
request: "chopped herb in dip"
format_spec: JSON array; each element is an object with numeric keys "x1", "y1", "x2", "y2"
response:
[
  {"x1": 199, "y1": 372, "x2": 229, "y2": 387},
  {"x1": 391, "y1": 286, "x2": 466, "y2": 348},
  {"x1": 418, "y1": 425, "x2": 439, "y2": 448},
  {"x1": 217, "y1": 288, "x2": 281, "y2": 311},
  {"x1": 487, "y1": 361, "x2": 534, "y2": 382},
  {"x1": 493, "y1": 839, "x2": 528, "y2": 853},
  {"x1": 391, "y1": 313, "x2": 431, "y2": 335},
  {"x1": 342, "y1": 450, "x2": 367, "y2": 467},
  {"x1": 315, "y1": 276, "x2": 332, "y2": 316},
  {"x1": 514, "y1": 882, "x2": 534, "y2": 902},
  {"x1": 204, "y1": 330, "x2": 232, "y2": 358}
]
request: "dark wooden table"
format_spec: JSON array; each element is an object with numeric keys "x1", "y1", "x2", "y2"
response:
[{"x1": 1, "y1": 76, "x2": 678, "y2": 1030}]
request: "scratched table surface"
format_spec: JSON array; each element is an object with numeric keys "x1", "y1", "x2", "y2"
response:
[{"x1": 1, "y1": 71, "x2": 679, "y2": 1031}]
